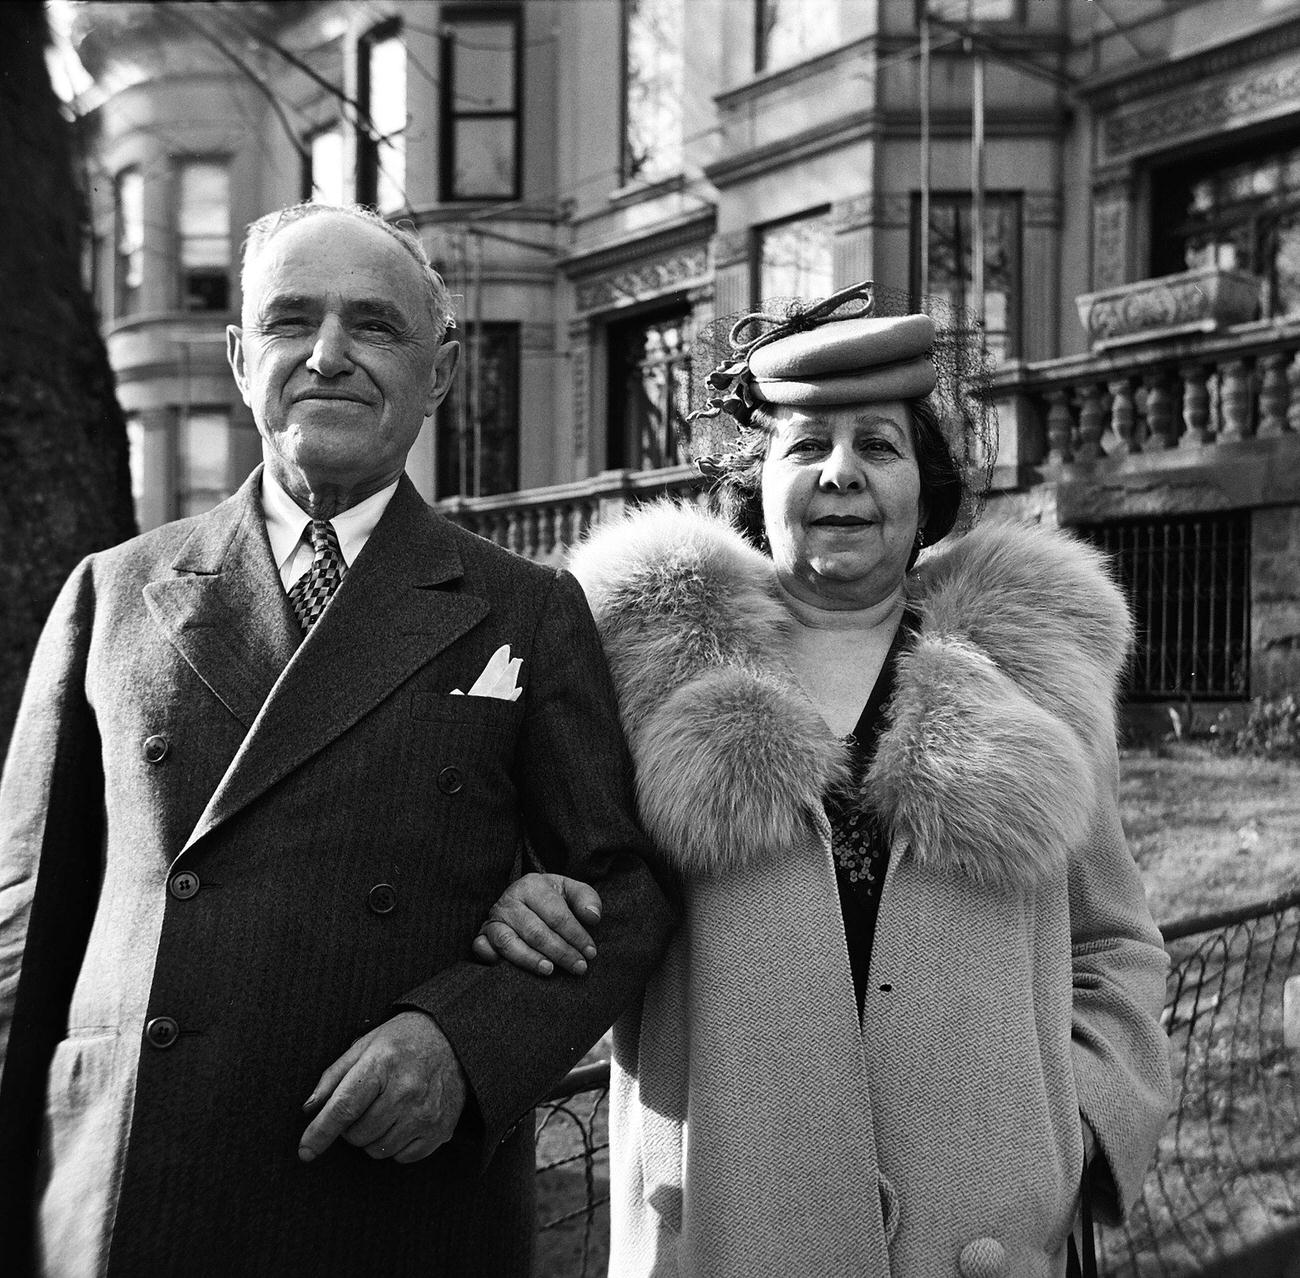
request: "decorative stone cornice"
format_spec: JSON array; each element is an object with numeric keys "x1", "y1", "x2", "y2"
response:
[
  {"x1": 1100, "y1": 48, "x2": 1300, "y2": 160},
  {"x1": 1079, "y1": 17, "x2": 1300, "y2": 111},
  {"x1": 561, "y1": 209, "x2": 714, "y2": 280},
  {"x1": 573, "y1": 245, "x2": 711, "y2": 315}
]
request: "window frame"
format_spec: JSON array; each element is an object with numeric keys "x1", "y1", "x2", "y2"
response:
[
  {"x1": 620, "y1": 0, "x2": 685, "y2": 187},
  {"x1": 301, "y1": 121, "x2": 346, "y2": 205},
  {"x1": 357, "y1": 18, "x2": 407, "y2": 211},
  {"x1": 439, "y1": 6, "x2": 523, "y2": 204},
  {"x1": 604, "y1": 300, "x2": 694, "y2": 473},
  {"x1": 753, "y1": 0, "x2": 841, "y2": 76},
  {"x1": 909, "y1": 189, "x2": 1023, "y2": 362},
  {"x1": 436, "y1": 321, "x2": 521, "y2": 499},
  {"x1": 913, "y1": 0, "x2": 1026, "y2": 27},
  {"x1": 751, "y1": 205, "x2": 835, "y2": 305},
  {"x1": 173, "y1": 155, "x2": 232, "y2": 314},
  {"x1": 113, "y1": 165, "x2": 144, "y2": 319}
]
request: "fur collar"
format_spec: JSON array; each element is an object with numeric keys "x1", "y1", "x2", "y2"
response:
[{"x1": 568, "y1": 503, "x2": 1132, "y2": 891}]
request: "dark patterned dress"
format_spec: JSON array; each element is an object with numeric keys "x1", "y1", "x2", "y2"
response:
[{"x1": 826, "y1": 611, "x2": 919, "y2": 1019}]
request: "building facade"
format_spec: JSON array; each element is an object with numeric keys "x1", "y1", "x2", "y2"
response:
[{"x1": 71, "y1": 0, "x2": 1300, "y2": 715}]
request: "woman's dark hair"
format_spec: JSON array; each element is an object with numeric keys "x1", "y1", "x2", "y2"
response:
[{"x1": 710, "y1": 396, "x2": 964, "y2": 561}]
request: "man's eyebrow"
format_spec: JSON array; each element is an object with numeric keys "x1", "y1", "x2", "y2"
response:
[
  {"x1": 259, "y1": 292, "x2": 315, "y2": 313},
  {"x1": 347, "y1": 298, "x2": 412, "y2": 324}
]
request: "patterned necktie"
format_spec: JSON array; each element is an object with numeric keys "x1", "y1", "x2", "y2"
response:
[{"x1": 288, "y1": 519, "x2": 344, "y2": 632}]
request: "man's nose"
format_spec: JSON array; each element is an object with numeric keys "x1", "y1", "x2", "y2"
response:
[
  {"x1": 819, "y1": 444, "x2": 864, "y2": 490},
  {"x1": 305, "y1": 316, "x2": 353, "y2": 378}
]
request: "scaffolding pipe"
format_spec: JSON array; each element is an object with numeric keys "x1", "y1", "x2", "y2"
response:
[
  {"x1": 971, "y1": 41, "x2": 986, "y2": 349},
  {"x1": 470, "y1": 231, "x2": 484, "y2": 499},
  {"x1": 920, "y1": 11, "x2": 931, "y2": 309}
]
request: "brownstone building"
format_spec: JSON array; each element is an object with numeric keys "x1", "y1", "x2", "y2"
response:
[{"x1": 68, "y1": 0, "x2": 1300, "y2": 717}]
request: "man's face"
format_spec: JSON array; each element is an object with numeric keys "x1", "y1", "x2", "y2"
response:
[{"x1": 227, "y1": 213, "x2": 458, "y2": 502}]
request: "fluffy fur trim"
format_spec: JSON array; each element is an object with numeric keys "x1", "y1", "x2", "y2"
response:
[
  {"x1": 570, "y1": 502, "x2": 845, "y2": 875},
  {"x1": 571, "y1": 505, "x2": 1132, "y2": 890}
]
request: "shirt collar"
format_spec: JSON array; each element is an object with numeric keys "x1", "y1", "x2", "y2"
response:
[{"x1": 260, "y1": 467, "x2": 401, "y2": 571}]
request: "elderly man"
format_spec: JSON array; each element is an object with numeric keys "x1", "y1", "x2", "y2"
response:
[{"x1": 0, "y1": 204, "x2": 676, "y2": 1277}]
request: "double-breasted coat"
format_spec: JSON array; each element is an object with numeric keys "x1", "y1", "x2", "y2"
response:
[{"x1": 0, "y1": 469, "x2": 676, "y2": 1277}]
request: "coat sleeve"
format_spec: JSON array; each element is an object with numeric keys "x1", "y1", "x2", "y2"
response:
[
  {"x1": 0, "y1": 558, "x2": 105, "y2": 1261},
  {"x1": 397, "y1": 568, "x2": 679, "y2": 1158},
  {"x1": 1069, "y1": 741, "x2": 1173, "y2": 1224}
]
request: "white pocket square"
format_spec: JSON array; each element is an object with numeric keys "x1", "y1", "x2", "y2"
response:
[{"x1": 451, "y1": 644, "x2": 523, "y2": 702}]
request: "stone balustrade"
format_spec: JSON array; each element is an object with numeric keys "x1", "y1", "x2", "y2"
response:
[
  {"x1": 990, "y1": 316, "x2": 1300, "y2": 473},
  {"x1": 436, "y1": 464, "x2": 706, "y2": 561}
]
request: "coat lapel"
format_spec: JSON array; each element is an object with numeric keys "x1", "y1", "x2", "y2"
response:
[
  {"x1": 179, "y1": 477, "x2": 488, "y2": 857},
  {"x1": 143, "y1": 468, "x2": 301, "y2": 729}
]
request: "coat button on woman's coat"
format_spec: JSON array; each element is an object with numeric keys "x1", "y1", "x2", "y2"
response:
[
  {"x1": 142, "y1": 734, "x2": 169, "y2": 764},
  {"x1": 437, "y1": 766, "x2": 463, "y2": 794},
  {"x1": 958, "y1": 1237, "x2": 1007, "y2": 1278}
]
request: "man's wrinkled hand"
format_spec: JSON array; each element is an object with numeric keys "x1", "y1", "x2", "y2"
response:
[{"x1": 299, "y1": 1011, "x2": 466, "y2": 1165}]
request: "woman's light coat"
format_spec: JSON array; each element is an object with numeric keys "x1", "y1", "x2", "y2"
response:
[{"x1": 569, "y1": 504, "x2": 1173, "y2": 1278}]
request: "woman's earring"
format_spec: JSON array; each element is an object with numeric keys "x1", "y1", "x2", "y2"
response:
[{"x1": 914, "y1": 527, "x2": 926, "y2": 551}]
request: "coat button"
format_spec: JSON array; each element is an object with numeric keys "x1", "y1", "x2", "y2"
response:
[
  {"x1": 958, "y1": 1238, "x2": 1007, "y2": 1278},
  {"x1": 436, "y1": 766, "x2": 463, "y2": 794},
  {"x1": 368, "y1": 883, "x2": 397, "y2": 915},
  {"x1": 142, "y1": 734, "x2": 169, "y2": 764},
  {"x1": 169, "y1": 870, "x2": 200, "y2": 900},
  {"x1": 145, "y1": 1016, "x2": 180, "y2": 1049}
]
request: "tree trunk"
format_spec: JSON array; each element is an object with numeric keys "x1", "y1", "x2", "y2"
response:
[{"x1": 0, "y1": 2, "x2": 135, "y2": 752}]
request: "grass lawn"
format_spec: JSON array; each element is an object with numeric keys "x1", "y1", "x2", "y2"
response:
[{"x1": 535, "y1": 744, "x2": 1300, "y2": 1278}]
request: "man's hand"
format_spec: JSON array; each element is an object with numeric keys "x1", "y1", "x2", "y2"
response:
[
  {"x1": 299, "y1": 1011, "x2": 467, "y2": 1164},
  {"x1": 471, "y1": 872, "x2": 602, "y2": 977}
]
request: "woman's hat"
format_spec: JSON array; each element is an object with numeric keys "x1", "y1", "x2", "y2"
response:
[
  {"x1": 747, "y1": 313, "x2": 937, "y2": 405},
  {"x1": 683, "y1": 281, "x2": 997, "y2": 531}
]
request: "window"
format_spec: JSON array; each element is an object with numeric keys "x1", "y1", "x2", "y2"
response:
[
  {"x1": 441, "y1": 10, "x2": 521, "y2": 202},
  {"x1": 755, "y1": 209, "x2": 834, "y2": 303},
  {"x1": 913, "y1": 192, "x2": 1021, "y2": 363},
  {"x1": 755, "y1": 0, "x2": 839, "y2": 74},
  {"x1": 114, "y1": 167, "x2": 144, "y2": 317},
  {"x1": 176, "y1": 160, "x2": 230, "y2": 312},
  {"x1": 437, "y1": 324, "x2": 520, "y2": 498},
  {"x1": 1080, "y1": 513, "x2": 1250, "y2": 701},
  {"x1": 302, "y1": 123, "x2": 345, "y2": 205},
  {"x1": 1152, "y1": 139, "x2": 1300, "y2": 319},
  {"x1": 358, "y1": 22, "x2": 407, "y2": 212},
  {"x1": 178, "y1": 408, "x2": 233, "y2": 517},
  {"x1": 623, "y1": 0, "x2": 683, "y2": 185},
  {"x1": 125, "y1": 413, "x2": 145, "y2": 523},
  {"x1": 607, "y1": 305, "x2": 693, "y2": 471},
  {"x1": 917, "y1": 0, "x2": 1022, "y2": 23}
]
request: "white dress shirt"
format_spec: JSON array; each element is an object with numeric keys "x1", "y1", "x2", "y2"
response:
[{"x1": 261, "y1": 468, "x2": 400, "y2": 591}]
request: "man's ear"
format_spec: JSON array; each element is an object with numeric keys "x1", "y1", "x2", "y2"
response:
[
  {"x1": 425, "y1": 340, "x2": 460, "y2": 416},
  {"x1": 226, "y1": 326, "x2": 253, "y2": 407}
]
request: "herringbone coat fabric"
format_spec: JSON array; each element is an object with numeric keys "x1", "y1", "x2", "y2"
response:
[
  {"x1": 0, "y1": 469, "x2": 676, "y2": 1278},
  {"x1": 568, "y1": 503, "x2": 1173, "y2": 1278}
]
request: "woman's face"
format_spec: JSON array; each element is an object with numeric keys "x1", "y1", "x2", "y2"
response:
[{"x1": 760, "y1": 400, "x2": 923, "y2": 610}]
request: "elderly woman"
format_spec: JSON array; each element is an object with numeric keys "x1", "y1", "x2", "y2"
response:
[{"x1": 475, "y1": 286, "x2": 1171, "y2": 1278}]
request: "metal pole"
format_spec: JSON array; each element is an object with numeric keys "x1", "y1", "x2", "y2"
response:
[
  {"x1": 970, "y1": 0, "x2": 986, "y2": 348},
  {"x1": 470, "y1": 231, "x2": 484, "y2": 498},
  {"x1": 454, "y1": 230, "x2": 469, "y2": 499},
  {"x1": 920, "y1": 9, "x2": 931, "y2": 309}
]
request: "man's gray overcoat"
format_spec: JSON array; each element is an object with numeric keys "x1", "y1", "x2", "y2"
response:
[{"x1": 0, "y1": 469, "x2": 676, "y2": 1276}]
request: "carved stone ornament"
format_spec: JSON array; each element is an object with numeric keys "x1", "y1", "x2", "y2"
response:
[
  {"x1": 1103, "y1": 58, "x2": 1300, "y2": 160},
  {"x1": 575, "y1": 246, "x2": 710, "y2": 315},
  {"x1": 1074, "y1": 267, "x2": 1262, "y2": 351}
]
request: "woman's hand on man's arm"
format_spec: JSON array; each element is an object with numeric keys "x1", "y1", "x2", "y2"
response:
[{"x1": 472, "y1": 873, "x2": 603, "y2": 977}]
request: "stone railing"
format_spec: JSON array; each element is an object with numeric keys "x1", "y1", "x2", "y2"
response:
[
  {"x1": 436, "y1": 464, "x2": 706, "y2": 562},
  {"x1": 991, "y1": 315, "x2": 1300, "y2": 473}
]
